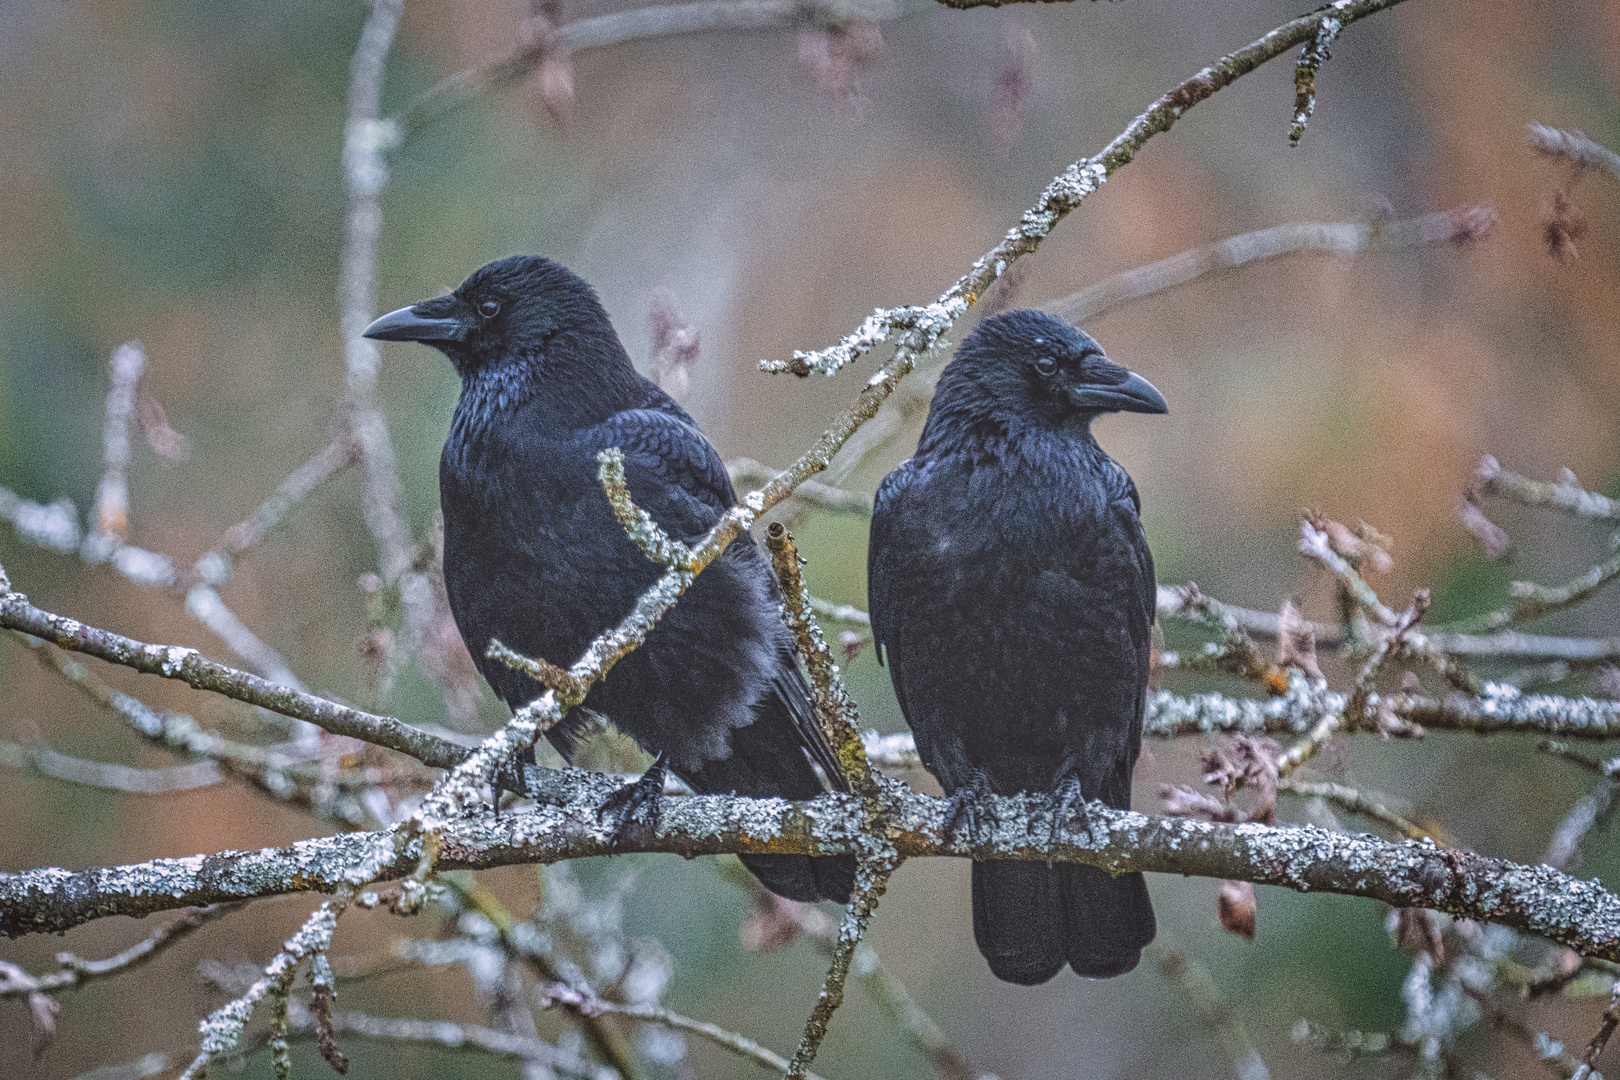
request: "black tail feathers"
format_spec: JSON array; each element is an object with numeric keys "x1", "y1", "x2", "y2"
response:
[
  {"x1": 972, "y1": 860, "x2": 1155, "y2": 984},
  {"x1": 681, "y1": 720, "x2": 856, "y2": 905}
]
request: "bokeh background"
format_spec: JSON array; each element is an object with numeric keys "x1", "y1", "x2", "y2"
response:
[{"x1": 3, "y1": 0, "x2": 1620, "y2": 1076}]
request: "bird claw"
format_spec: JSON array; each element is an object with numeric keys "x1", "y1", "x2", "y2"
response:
[
  {"x1": 943, "y1": 773, "x2": 999, "y2": 851},
  {"x1": 1046, "y1": 777, "x2": 1091, "y2": 859},
  {"x1": 597, "y1": 755, "x2": 667, "y2": 851}
]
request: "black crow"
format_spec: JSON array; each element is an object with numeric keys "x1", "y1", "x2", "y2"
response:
[
  {"x1": 867, "y1": 309, "x2": 1164, "y2": 982},
  {"x1": 364, "y1": 255, "x2": 855, "y2": 904}
]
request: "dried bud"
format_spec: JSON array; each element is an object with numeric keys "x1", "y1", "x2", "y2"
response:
[
  {"x1": 1308, "y1": 514, "x2": 1392, "y2": 573},
  {"x1": 28, "y1": 991, "x2": 58, "y2": 1058},
  {"x1": 1459, "y1": 500, "x2": 1510, "y2": 559},
  {"x1": 798, "y1": 17, "x2": 883, "y2": 108},
  {"x1": 134, "y1": 391, "x2": 191, "y2": 462},
  {"x1": 537, "y1": 54, "x2": 575, "y2": 125},
  {"x1": 987, "y1": 29, "x2": 1036, "y2": 147},
  {"x1": 309, "y1": 980, "x2": 350, "y2": 1074},
  {"x1": 840, "y1": 630, "x2": 868, "y2": 662},
  {"x1": 648, "y1": 288, "x2": 701, "y2": 400},
  {"x1": 1389, "y1": 907, "x2": 1444, "y2": 963},
  {"x1": 1217, "y1": 879, "x2": 1256, "y2": 939},
  {"x1": 741, "y1": 893, "x2": 831, "y2": 953},
  {"x1": 1544, "y1": 188, "x2": 1587, "y2": 262},
  {"x1": 1160, "y1": 783, "x2": 1228, "y2": 820},
  {"x1": 1275, "y1": 597, "x2": 1324, "y2": 680}
]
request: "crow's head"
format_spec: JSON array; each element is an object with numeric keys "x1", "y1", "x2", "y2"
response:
[
  {"x1": 933, "y1": 309, "x2": 1166, "y2": 434},
  {"x1": 363, "y1": 256, "x2": 623, "y2": 380}
]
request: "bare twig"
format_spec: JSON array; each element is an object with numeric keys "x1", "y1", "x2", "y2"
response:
[
  {"x1": 787, "y1": 854, "x2": 898, "y2": 1078},
  {"x1": 764, "y1": 0, "x2": 1412, "y2": 378},
  {"x1": 1572, "y1": 981, "x2": 1620, "y2": 1080},
  {"x1": 542, "y1": 984, "x2": 818, "y2": 1080},
  {"x1": 287, "y1": 1005, "x2": 615, "y2": 1080},
  {"x1": 1471, "y1": 455, "x2": 1620, "y2": 523},
  {"x1": 1154, "y1": 947, "x2": 1271, "y2": 1080},
  {"x1": 727, "y1": 459, "x2": 873, "y2": 516},
  {"x1": 0, "y1": 906, "x2": 238, "y2": 999},
  {"x1": 765, "y1": 523, "x2": 877, "y2": 795},
  {"x1": 1048, "y1": 205, "x2": 1494, "y2": 325},
  {"x1": 198, "y1": 436, "x2": 360, "y2": 584},
  {"x1": 87, "y1": 342, "x2": 146, "y2": 556},
  {"x1": 1442, "y1": 551, "x2": 1620, "y2": 636},
  {"x1": 1278, "y1": 778, "x2": 1426, "y2": 840},
  {"x1": 443, "y1": 877, "x2": 641, "y2": 1079},
  {"x1": 392, "y1": 0, "x2": 901, "y2": 137},
  {"x1": 0, "y1": 577, "x2": 468, "y2": 770},
  {"x1": 1531, "y1": 124, "x2": 1620, "y2": 184},
  {"x1": 0, "y1": 737, "x2": 222, "y2": 795}
]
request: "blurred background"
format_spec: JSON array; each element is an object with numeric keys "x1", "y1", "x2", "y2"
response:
[{"x1": 3, "y1": 0, "x2": 1620, "y2": 1076}]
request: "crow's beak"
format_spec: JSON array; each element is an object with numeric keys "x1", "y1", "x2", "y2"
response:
[
  {"x1": 1069, "y1": 371, "x2": 1168, "y2": 415},
  {"x1": 362, "y1": 302, "x2": 473, "y2": 343}
]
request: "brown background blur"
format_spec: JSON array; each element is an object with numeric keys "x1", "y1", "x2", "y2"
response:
[{"x1": 3, "y1": 0, "x2": 1620, "y2": 1076}]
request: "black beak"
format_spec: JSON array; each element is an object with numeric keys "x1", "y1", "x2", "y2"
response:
[
  {"x1": 1069, "y1": 371, "x2": 1168, "y2": 415},
  {"x1": 362, "y1": 302, "x2": 473, "y2": 343}
]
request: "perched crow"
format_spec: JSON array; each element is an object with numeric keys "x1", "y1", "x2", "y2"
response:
[
  {"x1": 867, "y1": 309, "x2": 1165, "y2": 983},
  {"x1": 364, "y1": 255, "x2": 855, "y2": 904}
]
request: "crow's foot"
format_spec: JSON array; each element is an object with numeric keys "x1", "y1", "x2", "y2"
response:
[
  {"x1": 598, "y1": 754, "x2": 668, "y2": 851},
  {"x1": 943, "y1": 771, "x2": 999, "y2": 851},
  {"x1": 1046, "y1": 776, "x2": 1092, "y2": 859}
]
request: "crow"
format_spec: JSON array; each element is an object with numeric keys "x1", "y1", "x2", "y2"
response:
[
  {"x1": 867, "y1": 309, "x2": 1165, "y2": 983},
  {"x1": 364, "y1": 255, "x2": 855, "y2": 904}
]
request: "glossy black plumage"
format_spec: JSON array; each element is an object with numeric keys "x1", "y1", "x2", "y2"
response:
[
  {"x1": 867, "y1": 309, "x2": 1164, "y2": 982},
  {"x1": 365, "y1": 255, "x2": 854, "y2": 904}
]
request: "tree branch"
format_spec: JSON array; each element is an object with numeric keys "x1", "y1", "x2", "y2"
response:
[
  {"x1": 1048, "y1": 204, "x2": 1495, "y2": 325},
  {"x1": 391, "y1": 0, "x2": 901, "y2": 138},
  {"x1": 12, "y1": 781, "x2": 1620, "y2": 966},
  {"x1": 0, "y1": 577, "x2": 468, "y2": 771}
]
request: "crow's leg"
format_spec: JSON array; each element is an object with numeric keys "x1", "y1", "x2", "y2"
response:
[
  {"x1": 491, "y1": 744, "x2": 540, "y2": 818},
  {"x1": 1046, "y1": 775, "x2": 1092, "y2": 861},
  {"x1": 597, "y1": 752, "x2": 668, "y2": 850},
  {"x1": 942, "y1": 769, "x2": 999, "y2": 851}
]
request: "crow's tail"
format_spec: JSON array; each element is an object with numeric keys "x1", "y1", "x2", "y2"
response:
[
  {"x1": 680, "y1": 699, "x2": 856, "y2": 905},
  {"x1": 972, "y1": 860, "x2": 1155, "y2": 984}
]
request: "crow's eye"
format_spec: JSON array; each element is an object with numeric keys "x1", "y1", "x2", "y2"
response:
[
  {"x1": 478, "y1": 299, "x2": 501, "y2": 318},
  {"x1": 1034, "y1": 356, "x2": 1058, "y2": 377}
]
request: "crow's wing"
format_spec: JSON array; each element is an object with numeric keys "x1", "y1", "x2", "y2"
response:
[
  {"x1": 584, "y1": 409, "x2": 736, "y2": 541},
  {"x1": 868, "y1": 460, "x2": 920, "y2": 719},
  {"x1": 585, "y1": 408, "x2": 848, "y2": 789}
]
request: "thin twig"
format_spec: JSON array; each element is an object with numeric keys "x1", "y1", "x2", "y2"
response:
[
  {"x1": 787, "y1": 855, "x2": 899, "y2": 1078},
  {"x1": 0, "y1": 578, "x2": 468, "y2": 770},
  {"x1": 1278, "y1": 778, "x2": 1426, "y2": 840},
  {"x1": 1048, "y1": 205, "x2": 1495, "y2": 325},
  {"x1": 1573, "y1": 980, "x2": 1620, "y2": 1080},
  {"x1": 0, "y1": 905, "x2": 238, "y2": 998},
  {"x1": 0, "y1": 738, "x2": 222, "y2": 795},
  {"x1": 764, "y1": 523, "x2": 877, "y2": 796},
  {"x1": 1531, "y1": 124, "x2": 1620, "y2": 184},
  {"x1": 391, "y1": 0, "x2": 901, "y2": 138},
  {"x1": 543, "y1": 984, "x2": 819, "y2": 1080},
  {"x1": 1153, "y1": 947, "x2": 1271, "y2": 1080}
]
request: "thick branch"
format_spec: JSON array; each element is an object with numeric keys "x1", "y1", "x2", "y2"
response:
[{"x1": 11, "y1": 781, "x2": 1620, "y2": 967}]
